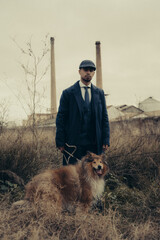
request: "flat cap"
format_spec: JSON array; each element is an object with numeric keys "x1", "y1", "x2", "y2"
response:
[{"x1": 79, "y1": 60, "x2": 96, "y2": 70}]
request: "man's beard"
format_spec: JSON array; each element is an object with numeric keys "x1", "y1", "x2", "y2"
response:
[{"x1": 82, "y1": 75, "x2": 91, "y2": 82}]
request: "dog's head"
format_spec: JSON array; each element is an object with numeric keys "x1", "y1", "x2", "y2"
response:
[{"x1": 82, "y1": 152, "x2": 109, "y2": 178}]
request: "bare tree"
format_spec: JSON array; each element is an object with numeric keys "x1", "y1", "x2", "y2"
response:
[
  {"x1": 12, "y1": 35, "x2": 50, "y2": 144},
  {"x1": 0, "y1": 99, "x2": 9, "y2": 134}
]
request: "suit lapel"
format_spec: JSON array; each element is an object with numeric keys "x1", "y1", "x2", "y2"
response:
[
  {"x1": 73, "y1": 81, "x2": 84, "y2": 118},
  {"x1": 91, "y1": 84, "x2": 99, "y2": 114}
]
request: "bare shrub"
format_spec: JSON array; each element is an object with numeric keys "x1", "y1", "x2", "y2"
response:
[
  {"x1": 0, "y1": 99, "x2": 9, "y2": 134},
  {"x1": 1, "y1": 128, "x2": 60, "y2": 171}
]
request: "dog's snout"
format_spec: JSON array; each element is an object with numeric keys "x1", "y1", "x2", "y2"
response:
[{"x1": 98, "y1": 165, "x2": 102, "y2": 170}]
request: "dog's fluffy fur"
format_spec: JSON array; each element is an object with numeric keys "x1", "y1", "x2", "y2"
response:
[{"x1": 25, "y1": 152, "x2": 108, "y2": 211}]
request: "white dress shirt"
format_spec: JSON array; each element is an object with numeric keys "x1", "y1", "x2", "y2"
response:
[{"x1": 79, "y1": 80, "x2": 91, "y2": 102}]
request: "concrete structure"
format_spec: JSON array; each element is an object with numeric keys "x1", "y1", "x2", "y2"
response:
[
  {"x1": 145, "y1": 110, "x2": 160, "y2": 117},
  {"x1": 138, "y1": 97, "x2": 160, "y2": 112},
  {"x1": 132, "y1": 113, "x2": 148, "y2": 119},
  {"x1": 95, "y1": 41, "x2": 102, "y2": 89},
  {"x1": 116, "y1": 105, "x2": 145, "y2": 120},
  {"x1": 50, "y1": 37, "x2": 57, "y2": 118},
  {"x1": 7, "y1": 121, "x2": 17, "y2": 128},
  {"x1": 118, "y1": 105, "x2": 143, "y2": 114},
  {"x1": 107, "y1": 106, "x2": 125, "y2": 121}
]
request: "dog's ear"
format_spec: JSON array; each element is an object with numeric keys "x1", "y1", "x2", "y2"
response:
[
  {"x1": 85, "y1": 151, "x2": 93, "y2": 162},
  {"x1": 86, "y1": 151, "x2": 92, "y2": 157}
]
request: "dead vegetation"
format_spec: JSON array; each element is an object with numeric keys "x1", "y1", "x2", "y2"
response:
[{"x1": 0, "y1": 118, "x2": 160, "y2": 239}]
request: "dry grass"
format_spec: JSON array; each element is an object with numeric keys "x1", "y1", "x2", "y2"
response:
[
  {"x1": 0, "y1": 118, "x2": 160, "y2": 239},
  {"x1": 0, "y1": 127, "x2": 61, "y2": 183},
  {"x1": 0, "y1": 198, "x2": 159, "y2": 240},
  {"x1": 0, "y1": 201, "x2": 124, "y2": 240}
]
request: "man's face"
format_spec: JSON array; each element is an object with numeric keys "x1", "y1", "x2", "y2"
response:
[{"x1": 79, "y1": 67, "x2": 95, "y2": 83}]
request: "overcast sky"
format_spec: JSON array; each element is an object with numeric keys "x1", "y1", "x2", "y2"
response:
[{"x1": 0, "y1": 0, "x2": 160, "y2": 122}]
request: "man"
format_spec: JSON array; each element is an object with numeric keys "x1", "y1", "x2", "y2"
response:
[{"x1": 56, "y1": 60, "x2": 110, "y2": 165}]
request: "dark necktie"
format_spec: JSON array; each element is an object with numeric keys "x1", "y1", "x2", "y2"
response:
[{"x1": 84, "y1": 86, "x2": 89, "y2": 106}]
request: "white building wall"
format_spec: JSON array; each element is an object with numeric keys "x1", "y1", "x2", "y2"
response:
[
  {"x1": 107, "y1": 106, "x2": 124, "y2": 120},
  {"x1": 139, "y1": 97, "x2": 160, "y2": 112}
]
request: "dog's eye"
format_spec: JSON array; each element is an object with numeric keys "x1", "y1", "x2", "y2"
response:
[{"x1": 93, "y1": 161, "x2": 96, "y2": 164}]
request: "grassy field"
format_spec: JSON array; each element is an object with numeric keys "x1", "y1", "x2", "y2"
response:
[{"x1": 0, "y1": 117, "x2": 160, "y2": 239}]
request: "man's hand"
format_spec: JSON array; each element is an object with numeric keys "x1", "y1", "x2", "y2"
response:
[
  {"x1": 58, "y1": 146, "x2": 65, "y2": 152},
  {"x1": 102, "y1": 145, "x2": 109, "y2": 151}
]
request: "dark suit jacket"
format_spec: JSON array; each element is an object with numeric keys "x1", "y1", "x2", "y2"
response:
[{"x1": 55, "y1": 81, "x2": 110, "y2": 154}]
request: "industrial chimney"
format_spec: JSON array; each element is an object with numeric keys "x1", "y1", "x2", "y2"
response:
[
  {"x1": 50, "y1": 37, "x2": 57, "y2": 118},
  {"x1": 95, "y1": 41, "x2": 103, "y2": 89}
]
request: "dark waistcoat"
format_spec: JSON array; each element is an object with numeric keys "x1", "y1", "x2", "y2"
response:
[{"x1": 78, "y1": 99, "x2": 95, "y2": 145}]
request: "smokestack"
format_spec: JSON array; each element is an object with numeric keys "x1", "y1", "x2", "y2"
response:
[
  {"x1": 50, "y1": 37, "x2": 57, "y2": 118},
  {"x1": 95, "y1": 41, "x2": 103, "y2": 89}
]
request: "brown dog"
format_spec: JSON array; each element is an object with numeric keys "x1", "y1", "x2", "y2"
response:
[{"x1": 25, "y1": 152, "x2": 108, "y2": 211}]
